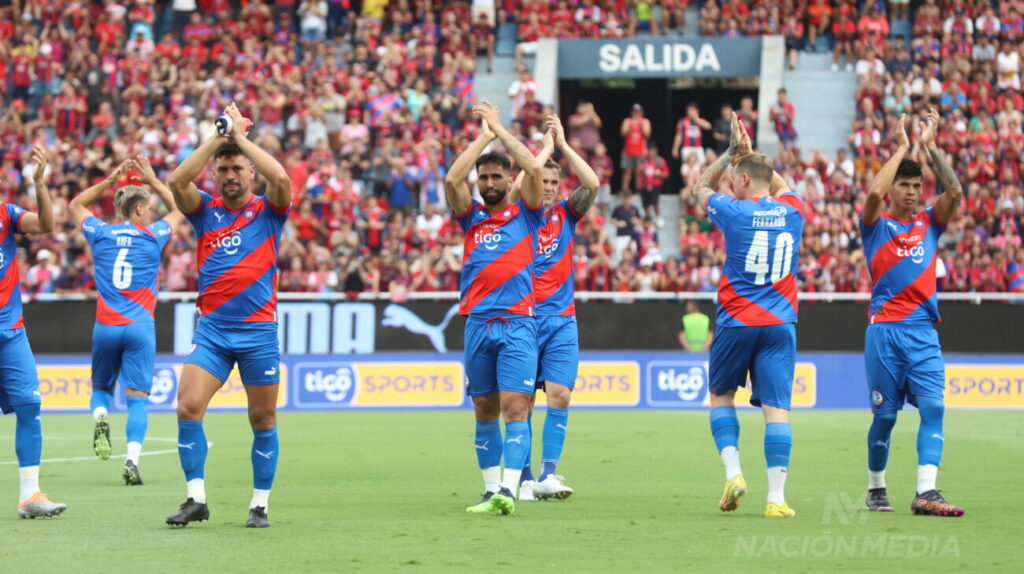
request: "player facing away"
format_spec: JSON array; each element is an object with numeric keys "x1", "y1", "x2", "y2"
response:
[
  {"x1": 67, "y1": 156, "x2": 183, "y2": 485},
  {"x1": 165, "y1": 103, "x2": 291, "y2": 528},
  {"x1": 507, "y1": 115, "x2": 599, "y2": 501},
  {"x1": 859, "y1": 110, "x2": 964, "y2": 516},
  {"x1": 445, "y1": 101, "x2": 544, "y2": 516},
  {"x1": 691, "y1": 115, "x2": 805, "y2": 518},
  {"x1": 0, "y1": 145, "x2": 65, "y2": 518}
]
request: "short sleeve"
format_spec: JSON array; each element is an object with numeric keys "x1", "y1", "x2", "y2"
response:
[
  {"x1": 705, "y1": 192, "x2": 738, "y2": 228},
  {"x1": 775, "y1": 192, "x2": 806, "y2": 219},
  {"x1": 454, "y1": 200, "x2": 480, "y2": 233},
  {"x1": 184, "y1": 191, "x2": 213, "y2": 234},
  {"x1": 263, "y1": 195, "x2": 291, "y2": 221},
  {"x1": 517, "y1": 199, "x2": 544, "y2": 231},
  {"x1": 858, "y1": 209, "x2": 878, "y2": 241},
  {"x1": 81, "y1": 216, "x2": 104, "y2": 244},
  {"x1": 925, "y1": 206, "x2": 948, "y2": 234},
  {"x1": 562, "y1": 195, "x2": 584, "y2": 225},
  {"x1": 7, "y1": 203, "x2": 27, "y2": 233},
  {"x1": 149, "y1": 219, "x2": 173, "y2": 249}
]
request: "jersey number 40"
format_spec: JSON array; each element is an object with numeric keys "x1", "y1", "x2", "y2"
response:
[{"x1": 744, "y1": 231, "x2": 794, "y2": 285}]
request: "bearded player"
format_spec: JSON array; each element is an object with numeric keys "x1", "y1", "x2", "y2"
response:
[
  {"x1": 165, "y1": 103, "x2": 291, "y2": 528},
  {"x1": 446, "y1": 101, "x2": 543, "y2": 516},
  {"x1": 859, "y1": 109, "x2": 964, "y2": 516}
]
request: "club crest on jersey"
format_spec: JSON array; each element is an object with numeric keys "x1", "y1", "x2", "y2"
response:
[
  {"x1": 914, "y1": 220, "x2": 923, "y2": 227},
  {"x1": 503, "y1": 211, "x2": 511, "y2": 217},
  {"x1": 245, "y1": 210, "x2": 254, "y2": 219},
  {"x1": 871, "y1": 390, "x2": 884, "y2": 406}
]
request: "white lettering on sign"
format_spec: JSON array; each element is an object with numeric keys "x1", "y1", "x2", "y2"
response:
[{"x1": 598, "y1": 43, "x2": 722, "y2": 74}]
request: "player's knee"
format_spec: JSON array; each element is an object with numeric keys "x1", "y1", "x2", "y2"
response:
[
  {"x1": 248, "y1": 408, "x2": 277, "y2": 430},
  {"x1": 126, "y1": 388, "x2": 149, "y2": 397},
  {"x1": 176, "y1": 401, "x2": 205, "y2": 421},
  {"x1": 544, "y1": 383, "x2": 571, "y2": 409},
  {"x1": 501, "y1": 397, "x2": 531, "y2": 421},
  {"x1": 873, "y1": 411, "x2": 898, "y2": 428},
  {"x1": 917, "y1": 397, "x2": 944, "y2": 421},
  {"x1": 472, "y1": 394, "x2": 501, "y2": 420}
]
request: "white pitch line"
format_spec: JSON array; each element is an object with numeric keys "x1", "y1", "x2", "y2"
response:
[{"x1": 0, "y1": 439, "x2": 213, "y2": 465}]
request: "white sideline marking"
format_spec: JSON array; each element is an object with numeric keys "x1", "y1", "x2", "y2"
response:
[{"x1": 0, "y1": 437, "x2": 213, "y2": 465}]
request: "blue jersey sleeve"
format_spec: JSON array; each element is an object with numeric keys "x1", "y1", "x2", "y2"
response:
[
  {"x1": 924, "y1": 206, "x2": 947, "y2": 234},
  {"x1": 149, "y1": 219, "x2": 173, "y2": 250},
  {"x1": 706, "y1": 192, "x2": 740, "y2": 229},
  {"x1": 7, "y1": 203, "x2": 27, "y2": 233},
  {"x1": 517, "y1": 198, "x2": 544, "y2": 232},
  {"x1": 81, "y1": 216, "x2": 105, "y2": 244},
  {"x1": 262, "y1": 195, "x2": 291, "y2": 223},
  {"x1": 858, "y1": 209, "x2": 880, "y2": 243},
  {"x1": 184, "y1": 191, "x2": 213, "y2": 234},
  {"x1": 561, "y1": 195, "x2": 585, "y2": 226},
  {"x1": 454, "y1": 200, "x2": 481, "y2": 233}
]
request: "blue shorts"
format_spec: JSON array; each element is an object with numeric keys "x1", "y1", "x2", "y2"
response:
[
  {"x1": 865, "y1": 322, "x2": 944, "y2": 414},
  {"x1": 0, "y1": 329, "x2": 40, "y2": 414},
  {"x1": 92, "y1": 322, "x2": 156, "y2": 393},
  {"x1": 709, "y1": 324, "x2": 796, "y2": 409},
  {"x1": 464, "y1": 316, "x2": 538, "y2": 397},
  {"x1": 186, "y1": 318, "x2": 281, "y2": 386},
  {"x1": 536, "y1": 315, "x2": 579, "y2": 390}
]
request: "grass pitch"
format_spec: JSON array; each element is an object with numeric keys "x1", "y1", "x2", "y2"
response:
[{"x1": 1, "y1": 409, "x2": 1020, "y2": 573}]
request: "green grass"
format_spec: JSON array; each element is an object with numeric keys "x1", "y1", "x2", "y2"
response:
[{"x1": 1, "y1": 410, "x2": 1021, "y2": 573}]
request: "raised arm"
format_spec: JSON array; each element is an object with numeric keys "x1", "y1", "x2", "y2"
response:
[
  {"x1": 135, "y1": 154, "x2": 185, "y2": 230},
  {"x1": 690, "y1": 113, "x2": 743, "y2": 218},
  {"x1": 509, "y1": 128, "x2": 554, "y2": 204},
  {"x1": 476, "y1": 100, "x2": 542, "y2": 209},
  {"x1": 919, "y1": 107, "x2": 963, "y2": 226},
  {"x1": 224, "y1": 102, "x2": 291, "y2": 209},
  {"x1": 862, "y1": 114, "x2": 909, "y2": 226},
  {"x1": 68, "y1": 159, "x2": 130, "y2": 227},
  {"x1": 445, "y1": 120, "x2": 495, "y2": 215},
  {"x1": 19, "y1": 145, "x2": 55, "y2": 234},
  {"x1": 168, "y1": 132, "x2": 221, "y2": 214},
  {"x1": 549, "y1": 115, "x2": 600, "y2": 215}
]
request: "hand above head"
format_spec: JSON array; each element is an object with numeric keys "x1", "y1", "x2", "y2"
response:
[
  {"x1": 895, "y1": 113, "x2": 910, "y2": 149},
  {"x1": 31, "y1": 144, "x2": 48, "y2": 182},
  {"x1": 133, "y1": 155, "x2": 158, "y2": 185},
  {"x1": 544, "y1": 114, "x2": 566, "y2": 147},
  {"x1": 480, "y1": 116, "x2": 495, "y2": 141},
  {"x1": 918, "y1": 107, "x2": 940, "y2": 148},
  {"x1": 472, "y1": 100, "x2": 502, "y2": 132}
]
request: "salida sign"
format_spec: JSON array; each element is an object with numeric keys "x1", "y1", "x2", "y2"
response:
[{"x1": 557, "y1": 37, "x2": 761, "y2": 79}]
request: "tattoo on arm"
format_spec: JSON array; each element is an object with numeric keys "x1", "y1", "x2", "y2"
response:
[
  {"x1": 693, "y1": 151, "x2": 733, "y2": 196},
  {"x1": 497, "y1": 130, "x2": 533, "y2": 166},
  {"x1": 570, "y1": 185, "x2": 596, "y2": 215},
  {"x1": 928, "y1": 146, "x2": 962, "y2": 193}
]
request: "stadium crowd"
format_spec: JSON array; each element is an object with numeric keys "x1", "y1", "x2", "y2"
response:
[{"x1": 1, "y1": 0, "x2": 1022, "y2": 299}]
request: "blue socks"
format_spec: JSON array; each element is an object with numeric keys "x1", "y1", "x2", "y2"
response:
[
  {"x1": 177, "y1": 419, "x2": 208, "y2": 481},
  {"x1": 867, "y1": 412, "x2": 897, "y2": 472},
  {"x1": 916, "y1": 397, "x2": 944, "y2": 467},
  {"x1": 14, "y1": 404, "x2": 42, "y2": 467},
  {"x1": 474, "y1": 420, "x2": 503, "y2": 469},
  {"x1": 520, "y1": 414, "x2": 534, "y2": 482},
  {"x1": 503, "y1": 420, "x2": 531, "y2": 471},
  {"x1": 125, "y1": 396, "x2": 148, "y2": 446},
  {"x1": 710, "y1": 406, "x2": 740, "y2": 452},
  {"x1": 540, "y1": 407, "x2": 569, "y2": 481},
  {"x1": 764, "y1": 422, "x2": 792, "y2": 468},
  {"x1": 90, "y1": 386, "x2": 113, "y2": 414},
  {"x1": 251, "y1": 426, "x2": 280, "y2": 490}
]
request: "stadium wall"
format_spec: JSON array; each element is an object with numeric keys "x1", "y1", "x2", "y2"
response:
[
  {"x1": 23, "y1": 299, "x2": 1024, "y2": 355},
  {"x1": 33, "y1": 351, "x2": 1024, "y2": 413}
]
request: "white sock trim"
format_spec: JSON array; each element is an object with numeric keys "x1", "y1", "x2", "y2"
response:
[
  {"x1": 19, "y1": 466, "x2": 40, "y2": 503},
  {"x1": 126, "y1": 442, "x2": 143, "y2": 465},
  {"x1": 868, "y1": 470, "x2": 886, "y2": 490},
  {"x1": 187, "y1": 478, "x2": 206, "y2": 504},
  {"x1": 720, "y1": 446, "x2": 742, "y2": 480},
  {"x1": 500, "y1": 468, "x2": 523, "y2": 495},
  {"x1": 766, "y1": 466, "x2": 787, "y2": 505},
  {"x1": 482, "y1": 466, "x2": 501, "y2": 493},
  {"x1": 917, "y1": 464, "x2": 938, "y2": 494},
  {"x1": 92, "y1": 407, "x2": 108, "y2": 421},
  {"x1": 250, "y1": 489, "x2": 270, "y2": 510}
]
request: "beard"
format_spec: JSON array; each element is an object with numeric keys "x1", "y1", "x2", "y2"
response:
[
  {"x1": 481, "y1": 186, "x2": 508, "y2": 206},
  {"x1": 220, "y1": 181, "x2": 247, "y2": 199}
]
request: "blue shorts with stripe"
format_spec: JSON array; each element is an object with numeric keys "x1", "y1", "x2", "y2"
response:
[
  {"x1": 709, "y1": 324, "x2": 796, "y2": 409},
  {"x1": 464, "y1": 316, "x2": 538, "y2": 397},
  {"x1": 0, "y1": 329, "x2": 40, "y2": 414},
  {"x1": 536, "y1": 315, "x2": 579, "y2": 390},
  {"x1": 186, "y1": 318, "x2": 281, "y2": 385},
  {"x1": 864, "y1": 322, "x2": 944, "y2": 414},
  {"x1": 92, "y1": 321, "x2": 156, "y2": 393}
]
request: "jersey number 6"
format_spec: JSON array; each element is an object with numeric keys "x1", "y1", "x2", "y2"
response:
[{"x1": 113, "y1": 247, "x2": 134, "y2": 289}]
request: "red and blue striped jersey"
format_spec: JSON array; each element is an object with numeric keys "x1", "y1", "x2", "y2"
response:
[
  {"x1": 0, "y1": 203, "x2": 28, "y2": 330},
  {"x1": 184, "y1": 192, "x2": 290, "y2": 323},
  {"x1": 859, "y1": 207, "x2": 945, "y2": 324},
  {"x1": 676, "y1": 117, "x2": 703, "y2": 148},
  {"x1": 534, "y1": 198, "x2": 584, "y2": 316},
  {"x1": 1009, "y1": 260, "x2": 1024, "y2": 293},
  {"x1": 706, "y1": 192, "x2": 805, "y2": 327},
  {"x1": 82, "y1": 217, "x2": 172, "y2": 325},
  {"x1": 455, "y1": 199, "x2": 543, "y2": 317}
]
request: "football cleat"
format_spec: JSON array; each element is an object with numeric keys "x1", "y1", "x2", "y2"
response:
[
  {"x1": 18, "y1": 493, "x2": 67, "y2": 519},
  {"x1": 489, "y1": 488, "x2": 516, "y2": 515},
  {"x1": 518, "y1": 480, "x2": 536, "y2": 501},
  {"x1": 866, "y1": 487, "x2": 894, "y2": 511},
  {"x1": 764, "y1": 502, "x2": 796, "y2": 518},
  {"x1": 93, "y1": 416, "x2": 112, "y2": 461},
  {"x1": 911, "y1": 490, "x2": 964, "y2": 517},
  {"x1": 466, "y1": 492, "x2": 496, "y2": 513},
  {"x1": 123, "y1": 460, "x2": 143, "y2": 486},
  {"x1": 533, "y1": 475, "x2": 574, "y2": 500},
  {"x1": 719, "y1": 474, "x2": 747, "y2": 512},
  {"x1": 166, "y1": 498, "x2": 210, "y2": 526},
  {"x1": 247, "y1": 506, "x2": 270, "y2": 528}
]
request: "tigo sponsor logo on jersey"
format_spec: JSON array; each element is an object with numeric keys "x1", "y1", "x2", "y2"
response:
[
  {"x1": 474, "y1": 225, "x2": 502, "y2": 251},
  {"x1": 946, "y1": 364, "x2": 1024, "y2": 408},
  {"x1": 539, "y1": 361, "x2": 640, "y2": 406},
  {"x1": 293, "y1": 361, "x2": 464, "y2": 407},
  {"x1": 37, "y1": 365, "x2": 93, "y2": 410},
  {"x1": 733, "y1": 362, "x2": 817, "y2": 408},
  {"x1": 646, "y1": 361, "x2": 708, "y2": 407}
]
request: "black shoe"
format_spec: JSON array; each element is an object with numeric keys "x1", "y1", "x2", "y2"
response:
[
  {"x1": 865, "y1": 487, "x2": 894, "y2": 511},
  {"x1": 123, "y1": 460, "x2": 143, "y2": 486},
  {"x1": 247, "y1": 506, "x2": 270, "y2": 528},
  {"x1": 166, "y1": 498, "x2": 210, "y2": 526}
]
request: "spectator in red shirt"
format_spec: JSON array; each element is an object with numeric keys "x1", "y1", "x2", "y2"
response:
[
  {"x1": 515, "y1": 11, "x2": 547, "y2": 67},
  {"x1": 637, "y1": 144, "x2": 669, "y2": 228}
]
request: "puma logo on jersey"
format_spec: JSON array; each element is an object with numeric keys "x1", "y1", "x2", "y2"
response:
[{"x1": 214, "y1": 211, "x2": 224, "y2": 223}]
